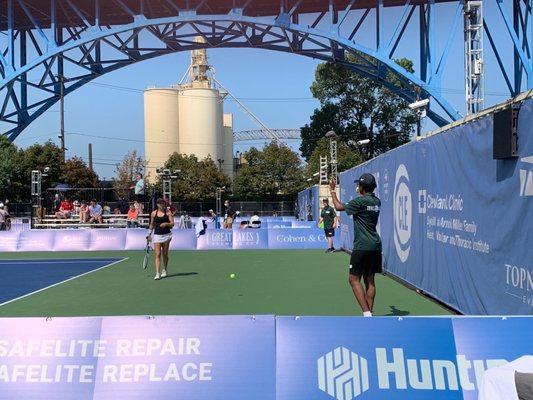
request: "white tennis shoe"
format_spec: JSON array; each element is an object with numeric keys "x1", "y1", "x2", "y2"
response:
[
  {"x1": 161, "y1": 269, "x2": 167, "y2": 278},
  {"x1": 154, "y1": 272, "x2": 161, "y2": 280}
]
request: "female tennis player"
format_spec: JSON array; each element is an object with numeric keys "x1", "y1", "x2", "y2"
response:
[{"x1": 147, "y1": 198, "x2": 174, "y2": 280}]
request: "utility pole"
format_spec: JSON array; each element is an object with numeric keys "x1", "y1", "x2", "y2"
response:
[
  {"x1": 58, "y1": 74, "x2": 66, "y2": 162},
  {"x1": 88, "y1": 143, "x2": 93, "y2": 171}
]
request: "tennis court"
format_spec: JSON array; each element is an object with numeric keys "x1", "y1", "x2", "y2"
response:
[{"x1": 0, "y1": 250, "x2": 451, "y2": 317}]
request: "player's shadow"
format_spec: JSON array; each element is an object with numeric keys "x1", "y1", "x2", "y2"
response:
[
  {"x1": 165, "y1": 272, "x2": 198, "y2": 278},
  {"x1": 383, "y1": 305, "x2": 410, "y2": 316}
]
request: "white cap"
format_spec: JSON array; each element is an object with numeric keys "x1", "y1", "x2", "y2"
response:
[{"x1": 0, "y1": 203, "x2": 4, "y2": 208}]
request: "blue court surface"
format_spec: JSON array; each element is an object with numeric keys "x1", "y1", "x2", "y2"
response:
[{"x1": 0, "y1": 258, "x2": 125, "y2": 306}]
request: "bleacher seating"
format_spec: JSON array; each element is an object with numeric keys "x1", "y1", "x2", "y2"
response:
[{"x1": 33, "y1": 214, "x2": 150, "y2": 229}]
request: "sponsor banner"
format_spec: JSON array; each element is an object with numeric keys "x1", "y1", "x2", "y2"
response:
[
  {"x1": 17, "y1": 230, "x2": 54, "y2": 252},
  {"x1": 0, "y1": 316, "x2": 275, "y2": 400},
  {"x1": 89, "y1": 230, "x2": 127, "y2": 251},
  {"x1": 276, "y1": 316, "x2": 533, "y2": 400},
  {"x1": 168, "y1": 230, "x2": 197, "y2": 250},
  {"x1": 339, "y1": 99, "x2": 533, "y2": 315},
  {"x1": 268, "y1": 228, "x2": 339, "y2": 249},
  {"x1": 268, "y1": 222, "x2": 293, "y2": 229},
  {"x1": 232, "y1": 229, "x2": 269, "y2": 250},
  {"x1": 297, "y1": 185, "x2": 319, "y2": 221},
  {"x1": 196, "y1": 230, "x2": 233, "y2": 250},
  {"x1": 291, "y1": 221, "x2": 316, "y2": 229},
  {"x1": 0, "y1": 231, "x2": 20, "y2": 252},
  {"x1": 124, "y1": 229, "x2": 151, "y2": 250},
  {"x1": 0, "y1": 317, "x2": 103, "y2": 400},
  {"x1": 1, "y1": 228, "x2": 341, "y2": 252},
  {"x1": 53, "y1": 230, "x2": 91, "y2": 251}
]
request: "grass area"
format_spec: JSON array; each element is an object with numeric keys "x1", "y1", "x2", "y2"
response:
[{"x1": 0, "y1": 250, "x2": 451, "y2": 317}]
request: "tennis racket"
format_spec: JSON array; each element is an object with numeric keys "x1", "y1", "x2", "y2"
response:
[{"x1": 142, "y1": 238, "x2": 152, "y2": 270}]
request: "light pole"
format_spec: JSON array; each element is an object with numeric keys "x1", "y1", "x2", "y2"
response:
[
  {"x1": 325, "y1": 130, "x2": 338, "y2": 184},
  {"x1": 408, "y1": 98, "x2": 429, "y2": 138},
  {"x1": 156, "y1": 168, "x2": 180, "y2": 205},
  {"x1": 31, "y1": 167, "x2": 50, "y2": 226}
]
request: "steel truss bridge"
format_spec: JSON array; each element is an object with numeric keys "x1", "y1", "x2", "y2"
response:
[
  {"x1": 234, "y1": 128, "x2": 300, "y2": 141},
  {"x1": 0, "y1": 0, "x2": 532, "y2": 141}
]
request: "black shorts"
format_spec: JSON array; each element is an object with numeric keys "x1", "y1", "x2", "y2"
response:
[
  {"x1": 350, "y1": 250, "x2": 382, "y2": 276},
  {"x1": 324, "y1": 228, "x2": 335, "y2": 237}
]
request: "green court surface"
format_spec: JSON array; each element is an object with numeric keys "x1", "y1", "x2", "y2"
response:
[{"x1": 0, "y1": 250, "x2": 452, "y2": 317}]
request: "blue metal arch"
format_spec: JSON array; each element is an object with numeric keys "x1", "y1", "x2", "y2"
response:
[{"x1": 0, "y1": 9, "x2": 465, "y2": 141}]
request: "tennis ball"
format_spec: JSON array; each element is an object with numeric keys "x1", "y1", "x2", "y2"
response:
[{"x1": 230, "y1": 273, "x2": 236, "y2": 279}]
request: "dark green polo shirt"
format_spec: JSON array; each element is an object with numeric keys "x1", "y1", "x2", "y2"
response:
[
  {"x1": 345, "y1": 193, "x2": 382, "y2": 251},
  {"x1": 320, "y1": 205, "x2": 336, "y2": 229}
]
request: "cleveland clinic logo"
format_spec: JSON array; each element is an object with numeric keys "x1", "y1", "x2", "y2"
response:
[
  {"x1": 393, "y1": 164, "x2": 412, "y2": 262},
  {"x1": 317, "y1": 347, "x2": 369, "y2": 400}
]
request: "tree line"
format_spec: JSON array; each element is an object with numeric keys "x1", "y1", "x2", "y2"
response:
[{"x1": 1, "y1": 57, "x2": 416, "y2": 203}]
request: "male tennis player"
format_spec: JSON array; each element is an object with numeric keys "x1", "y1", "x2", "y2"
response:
[
  {"x1": 318, "y1": 198, "x2": 338, "y2": 253},
  {"x1": 329, "y1": 174, "x2": 381, "y2": 317}
]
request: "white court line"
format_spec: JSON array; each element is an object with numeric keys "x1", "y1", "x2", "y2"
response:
[
  {"x1": 0, "y1": 258, "x2": 122, "y2": 264},
  {"x1": 0, "y1": 258, "x2": 128, "y2": 308}
]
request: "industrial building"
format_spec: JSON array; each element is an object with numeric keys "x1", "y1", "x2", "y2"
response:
[{"x1": 144, "y1": 38, "x2": 234, "y2": 181}]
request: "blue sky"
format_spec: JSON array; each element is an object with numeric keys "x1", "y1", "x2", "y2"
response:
[{"x1": 12, "y1": 2, "x2": 520, "y2": 178}]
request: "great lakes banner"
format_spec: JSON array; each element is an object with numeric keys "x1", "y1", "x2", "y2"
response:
[{"x1": 339, "y1": 99, "x2": 533, "y2": 315}]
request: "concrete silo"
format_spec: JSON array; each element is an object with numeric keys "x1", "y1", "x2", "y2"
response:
[
  {"x1": 178, "y1": 87, "x2": 223, "y2": 164},
  {"x1": 144, "y1": 88, "x2": 180, "y2": 180},
  {"x1": 144, "y1": 37, "x2": 233, "y2": 182}
]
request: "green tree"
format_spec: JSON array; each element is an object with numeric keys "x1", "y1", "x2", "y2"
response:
[
  {"x1": 300, "y1": 103, "x2": 344, "y2": 161},
  {"x1": 60, "y1": 157, "x2": 99, "y2": 188},
  {"x1": 112, "y1": 150, "x2": 146, "y2": 199},
  {"x1": 158, "y1": 153, "x2": 230, "y2": 202},
  {"x1": 301, "y1": 57, "x2": 418, "y2": 160},
  {"x1": 305, "y1": 138, "x2": 363, "y2": 178},
  {"x1": 233, "y1": 142, "x2": 306, "y2": 200},
  {"x1": 0, "y1": 136, "x2": 17, "y2": 202},
  {"x1": 9, "y1": 141, "x2": 64, "y2": 201}
]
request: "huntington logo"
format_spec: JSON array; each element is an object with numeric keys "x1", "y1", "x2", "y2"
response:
[
  {"x1": 317, "y1": 347, "x2": 369, "y2": 400},
  {"x1": 393, "y1": 164, "x2": 412, "y2": 262}
]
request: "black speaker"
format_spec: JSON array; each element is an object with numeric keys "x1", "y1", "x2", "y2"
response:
[{"x1": 493, "y1": 105, "x2": 519, "y2": 159}]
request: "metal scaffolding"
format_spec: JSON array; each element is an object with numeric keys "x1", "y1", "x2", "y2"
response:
[
  {"x1": 0, "y1": 0, "x2": 532, "y2": 140},
  {"x1": 464, "y1": 1, "x2": 484, "y2": 115},
  {"x1": 319, "y1": 156, "x2": 328, "y2": 186}
]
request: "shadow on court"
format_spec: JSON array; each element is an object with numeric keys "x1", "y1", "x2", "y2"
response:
[
  {"x1": 165, "y1": 272, "x2": 198, "y2": 278},
  {"x1": 383, "y1": 305, "x2": 410, "y2": 316}
]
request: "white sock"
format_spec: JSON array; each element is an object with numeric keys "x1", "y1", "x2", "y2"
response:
[{"x1": 363, "y1": 311, "x2": 373, "y2": 317}]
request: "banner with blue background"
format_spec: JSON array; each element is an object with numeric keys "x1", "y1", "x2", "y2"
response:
[{"x1": 339, "y1": 99, "x2": 533, "y2": 315}]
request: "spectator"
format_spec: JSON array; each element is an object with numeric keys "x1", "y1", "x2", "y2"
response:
[
  {"x1": 127, "y1": 203, "x2": 139, "y2": 228},
  {"x1": 3, "y1": 200, "x2": 11, "y2": 230},
  {"x1": 73, "y1": 200, "x2": 80, "y2": 215},
  {"x1": 208, "y1": 209, "x2": 220, "y2": 229},
  {"x1": 79, "y1": 201, "x2": 89, "y2": 223},
  {"x1": 134, "y1": 199, "x2": 144, "y2": 214},
  {"x1": 131, "y1": 173, "x2": 145, "y2": 201},
  {"x1": 250, "y1": 211, "x2": 261, "y2": 228},
  {"x1": 88, "y1": 199, "x2": 103, "y2": 224},
  {"x1": 52, "y1": 193, "x2": 61, "y2": 213},
  {"x1": 0, "y1": 203, "x2": 10, "y2": 231},
  {"x1": 115, "y1": 196, "x2": 129, "y2": 214},
  {"x1": 103, "y1": 202, "x2": 111, "y2": 216},
  {"x1": 55, "y1": 197, "x2": 73, "y2": 219},
  {"x1": 223, "y1": 200, "x2": 235, "y2": 229}
]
